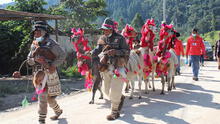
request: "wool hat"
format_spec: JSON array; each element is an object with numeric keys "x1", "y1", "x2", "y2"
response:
[
  {"x1": 100, "y1": 18, "x2": 115, "y2": 30},
  {"x1": 32, "y1": 21, "x2": 48, "y2": 32}
]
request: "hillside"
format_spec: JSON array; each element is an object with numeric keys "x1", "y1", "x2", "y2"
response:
[{"x1": 106, "y1": 0, "x2": 220, "y2": 36}]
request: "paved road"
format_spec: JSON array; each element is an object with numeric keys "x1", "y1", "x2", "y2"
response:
[{"x1": 0, "y1": 61, "x2": 220, "y2": 124}]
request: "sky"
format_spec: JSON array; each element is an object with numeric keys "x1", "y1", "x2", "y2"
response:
[{"x1": 0, "y1": 0, "x2": 13, "y2": 5}]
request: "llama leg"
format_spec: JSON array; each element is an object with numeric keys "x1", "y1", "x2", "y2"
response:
[
  {"x1": 167, "y1": 77, "x2": 171, "y2": 91},
  {"x1": 129, "y1": 80, "x2": 135, "y2": 99},
  {"x1": 144, "y1": 78, "x2": 149, "y2": 94},
  {"x1": 125, "y1": 83, "x2": 130, "y2": 93},
  {"x1": 152, "y1": 72, "x2": 155, "y2": 91},
  {"x1": 148, "y1": 77, "x2": 152, "y2": 88},
  {"x1": 89, "y1": 67, "x2": 102, "y2": 104},
  {"x1": 160, "y1": 76, "x2": 165, "y2": 95},
  {"x1": 138, "y1": 75, "x2": 142, "y2": 99},
  {"x1": 172, "y1": 76, "x2": 176, "y2": 89},
  {"x1": 98, "y1": 86, "x2": 104, "y2": 99},
  {"x1": 89, "y1": 77, "x2": 100, "y2": 104}
]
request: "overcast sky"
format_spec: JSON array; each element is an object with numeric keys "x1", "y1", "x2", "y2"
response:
[{"x1": 0, "y1": 0, "x2": 13, "y2": 5}]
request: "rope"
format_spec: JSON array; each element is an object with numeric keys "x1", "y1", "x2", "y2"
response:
[
  {"x1": 18, "y1": 59, "x2": 31, "y2": 93},
  {"x1": 18, "y1": 59, "x2": 28, "y2": 72},
  {"x1": 25, "y1": 61, "x2": 30, "y2": 93}
]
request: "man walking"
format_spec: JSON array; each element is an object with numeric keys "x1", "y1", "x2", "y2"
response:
[
  {"x1": 186, "y1": 28, "x2": 205, "y2": 81},
  {"x1": 91, "y1": 17, "x2": 130, "y2": 120},
  {"x1": 215, "y1": 32, "x2": 220, "y2": 70},
  {"x1": 27, "y1": 21, "x2": 66, "y2": 124}
]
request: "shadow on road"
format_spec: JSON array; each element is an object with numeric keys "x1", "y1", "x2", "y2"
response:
[
  {"x1": 58, "y1": 118, "x2": 68, "y2": 124},
  {"x1": 95, "y1": 82, "x2": 220, "y2": 124}
]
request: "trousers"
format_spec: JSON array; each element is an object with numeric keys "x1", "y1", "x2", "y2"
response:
[
  {"x1": 190, "y1": 55, "x2": 200, "y2": 78},
  {"x1": 102, "y1": 71, "x2": 124, "y2": 110},
  {"x1": 38, "y1": 90, "x2": 62, "y2": 121}
]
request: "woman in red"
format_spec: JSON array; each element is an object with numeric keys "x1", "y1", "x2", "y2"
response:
[{"x1": 174, "y1": 38, "x2": 184, "y2": 75}]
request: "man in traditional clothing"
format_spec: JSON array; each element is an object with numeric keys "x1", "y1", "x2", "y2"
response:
[
  {"x1": 91, "y1": 17, "x2": 130, "y2": 120},
  {"x1": 27, "y1": 21, "x2": 66, "y2": 124}
]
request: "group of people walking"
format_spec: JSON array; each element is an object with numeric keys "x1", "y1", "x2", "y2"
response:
[{"x1": 26, "y1": 17, "x2": 219, "y2": 123}]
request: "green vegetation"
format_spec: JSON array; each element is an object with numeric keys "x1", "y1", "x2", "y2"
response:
[
  {"x1": 0, "y1": 0, "x2": 107, "y2": 75},
  {"x1": 131, "y1": 13, "x2": 144, "y2": 32},
  {"x1": 118, "y1": 18, "x2": 126, "y2": 31},
  {"x1": 202, "y1": 31, "x2": 220, "y2": 46},
  {"x1": 1, "y1": 0, "x2": 219, "y2": 75},
  {"x1": 50, "y1": 0, "x2": 107, "y2": 32},
  {"x1": 106, "y1": 0, "x2": 220, "y2": 40},
  {"x1": 61, "y1": 65, "x2": 82, "y2": 78},
  {"x1": 0, "y1": 0, "x2": 47, "y2": 75}
]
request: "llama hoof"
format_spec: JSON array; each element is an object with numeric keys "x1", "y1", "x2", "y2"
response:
[
  {"x1": 125, "y1": 90, "x2": 129, "y2": 93},
  {"x1": 129, "y1": 96, "x2": 133, "y2": 99},
  {"x1": 99, "y1": 96, "x2": 103, "y2": 99},
  {"x1": 153, "y1": 88, "x2": 156, "y2": 91},
  {"x1": 138, "y1": 96, "x2": 142, "y2": 99},
  {"x1": 168, "y1": 88, "x2": 171, "y2": 91},
  {"x1": 144, "y1": 91, "x2": 149, "y2": 94},
  {"x1": 89, "y1": 100, "x2": 94, "y2": 104},
  {"x1": 160, "y1": 92, "x2": 165, "y2": 95},
  {"x1": 173, "y1": 86, "x2": 176, "y2": 89}
]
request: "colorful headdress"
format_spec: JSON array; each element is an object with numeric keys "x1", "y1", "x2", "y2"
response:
[
  {"x1": 71, "y1": 28, "x2": 91, "y2": 53},
  {"x1": 71, "y1": 28, "x2": 93, "y2": 91},
  {"x1": 123, "y1": 24, "x2": 136, "y2": 37},
  {"x1": 122, "y1": 24, "x2": 137, "y2": 49},
  {"x1": 146, "y1": 19, "x2": 156, "y2": 26}
]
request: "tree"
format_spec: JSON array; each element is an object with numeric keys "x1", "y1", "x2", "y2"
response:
[
  {"x1": 0, "y1": 0, "x2": 47, "y2": 74},
  {"x1": 118, "y1": 18, "x2": 126, "y2": 31},
  {"x1": 50, "y1": 0, "x2": 108, "y2": 32},
  {"x1": 131, "y1": 13, "x2": 144, "y2": 32},
  {"x1": 105, "y1": 0, "x2": 220, "y2": 40}
]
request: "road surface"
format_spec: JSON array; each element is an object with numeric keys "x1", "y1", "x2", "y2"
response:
[{"x1": 0, "y1": 61, "x2": 220, "y2": 124}]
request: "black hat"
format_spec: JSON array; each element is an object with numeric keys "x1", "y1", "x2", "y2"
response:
[
  {"x1": 32, "y1": 21, "x2": 48, "y2": 32},
  {"x1": 100, "y1": 17, "x2": 114, "y2": 30}
]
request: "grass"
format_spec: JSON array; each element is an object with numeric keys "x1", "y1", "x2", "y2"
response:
[
  {"x1": 180, "y1": 30, "x2": 220, "y2": 45},
  {"x1": 61, "y1": 65, "x2": 82, "y2": 78},
  {"x1": 201, "y1": 30, "x2": 220, "y2": 46}
]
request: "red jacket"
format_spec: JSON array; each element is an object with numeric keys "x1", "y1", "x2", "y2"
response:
[
  {"x1": 186, "y1": 35, "x2": 205, "y2": 56},
  {"x1": 174, "y1": 38, "x2": 184, "y2": 56}
]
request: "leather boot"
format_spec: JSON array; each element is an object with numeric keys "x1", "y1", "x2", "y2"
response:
[
  {"x1": 50, "y1": 109, "x2": 63, "y2": 120},
  {"x1": 106, "y1": 110, "x2": 120, "y2": 121},
  {"x1": 39, "y1": 120, "x2": 45, "y2": 124}
]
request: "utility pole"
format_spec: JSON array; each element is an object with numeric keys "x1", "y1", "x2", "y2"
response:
[{"x1": 163, "y1": 0, "x2": 166, "y2": 22}]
